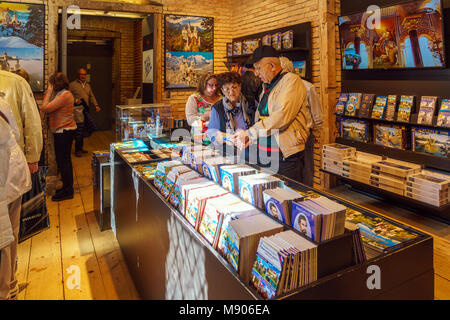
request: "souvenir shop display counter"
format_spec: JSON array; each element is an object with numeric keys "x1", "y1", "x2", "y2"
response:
[{"x1": 110, "y1": 143, "x2": 434, "y2": 300}]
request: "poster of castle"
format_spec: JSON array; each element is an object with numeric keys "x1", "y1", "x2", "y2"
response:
[
  {"x1": 164, "y1": 14, "x2": 214, "y2": 89},
  {"x1": 339, "y1": 0, "x2": 445, "y2": 70},
  {"x1": 0, "y1": 2, "x2": 44, "y2": 91}
]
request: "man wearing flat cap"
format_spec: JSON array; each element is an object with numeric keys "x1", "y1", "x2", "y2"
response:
[{"x1": 234, "y1": 45, "x2": 311, "y2": 182}]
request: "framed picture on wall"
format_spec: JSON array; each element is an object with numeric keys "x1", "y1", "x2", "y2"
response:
[
  {"x1": 0, "y1": 2, "x2": 45, "y2": 92},
  {"x1": 164, "y1": 14, "x2": 214, "y2": 89},
  {"x1": 143, "y1": 49, "x2": 153, "y2": 84}
]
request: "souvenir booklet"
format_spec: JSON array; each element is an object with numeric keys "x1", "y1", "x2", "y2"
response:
[
  {"x1": 437, "y1": 99, "x2": 450, "y2": 128},
  {"x1": 417, "y1": 96, "x2": 437, "y2": 125},
  {"x1": 225, "y1": 214, "x2": 283, "y2": 283},
  {"x1": 263, "y1": 187, "x2": 304, "y2": 225},
  {"x1": 344, "y1": 93, "x2": 362, "y2": 116},
  {"x1": 271, "y1": 32, "x2": 282, "y2": 50},
  {"x1": 341, "y1": 118, "x2": 370, "y2": 143},
  {"x1": 238, "y1": 173, "x2": 283, "y2": 209},
  {"x1": 227, "y1": 43, "x2": 233, "y2": 57},
  {"x1": 262, "y1": 34, "x2": 271, "y2": 46},
  {"x1": 334, "y1": 93, "x2": 349, "y2": 115},
  {"x1": 281, "y1": 30, "x2": 293, "y2": 49},
  {"x1": 233, "y1": 41, "x2": 242, "y2": 56},
  {"x1": 411, "y1": 127, "x2": 450, "y2": 158},
  {"x1": 385, "y1": 95, "x2": 398, "y2": 121},
  {"x1": 396, "y1": 95, "x2": 415, "y2": 122},
  {"x1": 220, "y1": 165, "x2": 257, "y2": 194},
  {"x1": 358, "y1": 94, "x2": 375, "y2": 118},
  {"x1": 371, "y1": 96, "x2": 388, "y2": 119},
  {"x1": 345, "y1": 208, "x2": 419, "y2": 256},
  {"x1": 243, "y1": 39, "x2": 260, "y2": 55},
  {"x1": 373, "y1": 124, "x2": 407, "y2": 149}
]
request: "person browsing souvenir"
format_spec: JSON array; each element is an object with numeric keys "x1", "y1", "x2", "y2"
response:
[
  {"x1": 206, "y1": 72, "x2": 252, "y2": 153},
  {"x1": 233, "y1": 45, "x2": 310, "y2": 182},
  {"x1": 185, "y1": 73, "x2": 221, "y2": 141}
]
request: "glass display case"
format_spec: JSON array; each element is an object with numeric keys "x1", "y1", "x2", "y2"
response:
[{"x1": 116, "y1": 104, "x2": 173, "y2": 141}]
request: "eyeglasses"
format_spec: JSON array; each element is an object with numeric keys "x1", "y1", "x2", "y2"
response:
[{"x1": 222, "y1": 85, "x2": 240, "y2": 93}]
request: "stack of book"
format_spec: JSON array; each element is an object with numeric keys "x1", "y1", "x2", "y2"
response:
[
  {"x1": 263, "y1": 187, "x2": 304, "y2": 225},
  {"x1": 238, "y1": 173, "x2": 283, "y2": 209},
  {"x1": 321, "y1": 143, "x2": 357, "y2": 176},
  {"x1": 342, "y1": 152, "x2": 384, "y2": 184},
  {"x1": 345, "y1": 208, "x2": 419, "y2": 259},
  {"x1": 220, "y1": 164, "x2": 258, "y2": 194},
  {"x1": 250, "y1": 230, "x2": 318, "y2": 299},
  {"x1": 153, "y1": 160, "x2": 184, "y2": 191},
  {"x1": 199, "y1": 193, "x2": 259, "y2": 248},
  {"x1": 370, "y1": 159, "x2": 422, "y2": 196},
  {"x1": 185, "y1": 184, "x2": 229, "y2": 229},
  {"x1": 344, "y1": 220, "x2": 366, "y2": 264},
  {"x1": 222, "y1": 213, "x2": 283, "y2": 283},
  {"x1": 201, "y1": 156, "x2": 237, "y2": 183},
  {"x1": 405, "y1": 170, "x2": 450, "y2": 207},
  {"x1": 291, "y1": 196, "x2": 347, "y2": 242}
]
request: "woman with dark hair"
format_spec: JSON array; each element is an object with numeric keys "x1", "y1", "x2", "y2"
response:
[
  {"x1": 185, "y1": 72, "x2": 221, "y2": 140},
  {"x1": 207, "y1": 72, "x2": 251, "y2": 152},
  {"x1": 41, "y1": 72, "x2": 77, "y2": 201}
]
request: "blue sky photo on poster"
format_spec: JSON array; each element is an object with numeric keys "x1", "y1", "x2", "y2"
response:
[
  {"x1": 165, "y1": 51, "x2": 213, "y2": 88},
  {"x1": 0, "y1": 2, "x2": 44, "y2": 91}
]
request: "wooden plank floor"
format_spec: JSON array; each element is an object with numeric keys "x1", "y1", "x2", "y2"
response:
[{"x1": 16, "y1": 130, "x2": 139, "y2": 300}]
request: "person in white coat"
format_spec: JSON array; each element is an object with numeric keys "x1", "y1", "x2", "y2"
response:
[{"x1": 0, "y1": 98, "x2": 31, "y2": 300}]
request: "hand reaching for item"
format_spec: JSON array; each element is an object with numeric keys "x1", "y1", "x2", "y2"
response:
[{"x1": 233, "y1": 130, "x2": 251, "y2": 150}]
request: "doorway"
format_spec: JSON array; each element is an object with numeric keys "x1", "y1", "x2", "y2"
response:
[{"x1": 67, "y1": 39, "x2": 114, "y2": 130}]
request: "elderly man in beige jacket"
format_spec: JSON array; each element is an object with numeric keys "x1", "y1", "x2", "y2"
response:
[
  {"x1": 234, "y1": 46, "x2": 310, "y2": 182},
  {"x1": 0, "y1": 70, "x2": 43, "y2": 174}
]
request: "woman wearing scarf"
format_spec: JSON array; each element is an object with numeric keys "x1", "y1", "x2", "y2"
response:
[{"x1": 207, "y1": 72, "x2": 251, "y2": 156}]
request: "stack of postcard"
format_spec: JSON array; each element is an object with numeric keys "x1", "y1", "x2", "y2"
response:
[
  {"x1": 405, "y1": 169, "x2": 450, "y2": 207},
  {"x1": 370, "y1": 159, "x2": 422, "y2": 196},
  {"x1": 161, "y1": 165, "x2": 192, "y2": 199},
  {"x1": 189, "y1": 149, "x2": 217, "y2": 174},
  {"x1": 179, "y1": 179, "x2": 214, "y2": 216},
  {"x1": 168, "y1": 170, "x2": 202, "y2": 209},
  {"x1": 181, "y1": 145, "x2": 211, "y2": 165},
  {"x1": 345, "y1": 208, "x2": 419, "y2": 259},
  {"x1": 343, "y1": 151, "x2": 384, "y2": 184},
  {"x1": 223, "y1": 213, "x2": 283, "y2": 283},
  {"x1": 201, "y1": 156, "x2": 237, "y2": 183},
  {"x1": 321, "y1": 143, "x2": 356, "y2": 176},
  {"x1": 263, "y1": 187, "x2": 304, "y2": 225},
  {"x1": 250, "y1": 230, "x2": 317, "y2": 300},
  {"x1": 291, "y1": 196, "x2": 347, "y2": 242},
  {"x1": 199, "y1": 193, "x2": 259, "y2": 249},
  {"x1": 122, "y1": 151, "x2": 153, "y2": 163},
  {"x1": 185, "y1": 184, "x2": 229, "y2": 230},
  {"x1": 134, "y1": 163, "x2": 158, "y2": 180},
  {"x1": 153, "y1": 160, "x2": 184, "y2": 191},
  {"x1": 238, "y1": 173, "x2": 283, "y2": 209},
  {"x1": 220, "y1": 164, "x2": 258, "y2": 194}
]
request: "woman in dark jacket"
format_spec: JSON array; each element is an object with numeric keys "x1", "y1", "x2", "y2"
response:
[{"x1": 206, "y1": 72, "x2": 252, "y2": 155}]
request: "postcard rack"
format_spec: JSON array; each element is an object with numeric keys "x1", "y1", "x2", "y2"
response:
[{"x1": 110, "y1": 144, "x2": 433, "y2": 300}]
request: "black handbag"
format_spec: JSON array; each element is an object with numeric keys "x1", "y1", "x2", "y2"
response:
[{"x1": 19, "y1": 166, "x2": 50, "y2": 243}]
